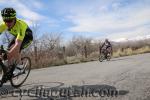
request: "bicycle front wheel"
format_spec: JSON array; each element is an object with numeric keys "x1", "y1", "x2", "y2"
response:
[
  {"x1": 99, "y1": 54, "x2": 105, "y2": 62},
  {"x1": 10, "y1": 57, "x2": 31, "y2": 88}
]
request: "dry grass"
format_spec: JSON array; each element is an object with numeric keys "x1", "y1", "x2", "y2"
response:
[
  {"x1": 113, "y1": 48, "x2": 133, "y2": 57},
  {"x1": 113, "y1": 46, "x2": 150, "y2": 58},
  {"x1": 134, "y1": 46, "x2": 150, "y2": 54},
  {"x1": 66, "y1": 54, "x2": 97, "y2": 65},
  {"x1": 67, "y1": 56, "x2": 81, "y2": 64}
]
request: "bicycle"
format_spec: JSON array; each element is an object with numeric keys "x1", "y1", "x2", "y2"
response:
[
  {"x1": 99, "y1": 48, "x2": 112, "y2": 62},
  {"x1": 0, "y1": 45, "x2": 31, "y2": 88}
]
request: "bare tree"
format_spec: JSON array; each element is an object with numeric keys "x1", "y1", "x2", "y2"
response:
[
  {"x1": 66, "y1": 35, "x2": 93, "y2": 57},
  {"x1": 40, "y1": 32, "x2": 62, "y2": 51}
]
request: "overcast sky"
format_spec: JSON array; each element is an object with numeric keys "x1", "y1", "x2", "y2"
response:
[{"x1": 0, "y1": 0, "x2": 150, "y2": 41}]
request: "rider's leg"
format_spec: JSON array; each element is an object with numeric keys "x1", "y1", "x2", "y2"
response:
[{"x1": 101, "y1": 49, "x2": 107, "y2": 58}]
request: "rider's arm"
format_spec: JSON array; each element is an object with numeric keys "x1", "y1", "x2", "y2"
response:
[
  {"x1": 8, "y1": 39, "x2": 22, "y2": 62},
  {"x1": 16, "y1": 19, "x2": 27, "y2": 40},
  {"x1": 9, "y1": 23, "x2": 26, "y2": 54},
  {"x1": 9, "y1": 39, "x2": 22, "y2": 53}
]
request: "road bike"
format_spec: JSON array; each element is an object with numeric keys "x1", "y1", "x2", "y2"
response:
[
  {"x1": 99, "y1": 48, "x2": 112, "y2": 62},
  {"x1": 0, "y1": 45, "x2": 31, "y2": 88}
]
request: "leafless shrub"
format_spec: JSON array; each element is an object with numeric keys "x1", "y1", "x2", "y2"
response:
[{"x1": 65, "y1": 35, "x2": 96, "y2": 57}]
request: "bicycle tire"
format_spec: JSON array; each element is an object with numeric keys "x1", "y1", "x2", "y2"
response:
[{"x1": 10, "y1": 57, "x2": 31, "y2": 88}]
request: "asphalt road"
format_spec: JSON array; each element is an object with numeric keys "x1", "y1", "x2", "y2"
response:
[{"x1": 1, "y1": 53, "x2": 150, "y2": 100}]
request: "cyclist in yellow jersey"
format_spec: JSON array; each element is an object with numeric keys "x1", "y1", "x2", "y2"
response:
[{"x1": 0, "y1": 7, "x2": 33, "y2": 67}]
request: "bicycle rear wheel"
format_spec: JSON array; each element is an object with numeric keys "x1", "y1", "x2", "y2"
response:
[
  {"x1": 106, "y1": 53, "x2": 111, "y2": 61},
  {"x1": 10, "y1": 57, "x2": 31, "y2": 88}
]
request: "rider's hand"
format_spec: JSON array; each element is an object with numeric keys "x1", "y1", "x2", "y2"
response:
[{"x1": 7, "y1": 51, "x2": 13, "y2": 61}]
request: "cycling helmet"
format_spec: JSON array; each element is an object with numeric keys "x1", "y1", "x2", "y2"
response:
[{"x1": 1, "y1": 7, "x2": 16, "y2": 20}]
